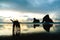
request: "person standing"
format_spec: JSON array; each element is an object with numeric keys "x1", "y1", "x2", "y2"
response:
[{"x1": 10, "y1": 19, "x2": 20, "y2": 36}]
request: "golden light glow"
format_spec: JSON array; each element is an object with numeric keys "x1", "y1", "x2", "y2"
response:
[
  {"x1": 0, "y1": 10, "x2": 56, "y2": 22},
  {"x1": 0, "y1": 10, "x2": 57, "y2": 35}
]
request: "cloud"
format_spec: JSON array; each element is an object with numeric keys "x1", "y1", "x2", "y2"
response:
[
  {"x1": 0, "y1": 3, "x2": 11, "y2": 8},
  {"x1": 47, "y1": 0, "x2": 56, "y2": 4},
  {"x1": 15, "y1": 0, "x2": 60, "y2": 13},
  {"x1": 0, "y1": 0, "x2": 20, "y2": 10},
  {"x1": 0, "y1": 0, "x2": 60, "y2": 13},
  {"x1": 27, "y1": 0, "x2": 46, "y2": 7}
]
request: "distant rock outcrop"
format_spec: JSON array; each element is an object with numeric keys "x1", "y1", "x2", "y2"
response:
[
  {"x1": 42, "y1": 14, "x2": 54, "y2": 32},
  {"x1": 33, "y1": 18, "x2": 40, "y2": 28}
]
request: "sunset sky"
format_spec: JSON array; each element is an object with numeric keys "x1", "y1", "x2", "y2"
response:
[
  {"x1": 0, "y1": 0, "x2": 60, "y2": 35},
  {"x1": 0, "y1": 0, "x2": 60, "y2": 22}
]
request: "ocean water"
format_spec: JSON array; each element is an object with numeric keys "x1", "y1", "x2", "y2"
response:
[{"x1": 0, "y1": 21, "x2": 60, "y2": 36}]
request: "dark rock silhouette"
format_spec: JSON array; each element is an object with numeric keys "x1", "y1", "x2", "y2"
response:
[
  {"x1": 10, "y1": 19, "x2": 20, "y2": 36},
  {"x1": 33, "y1": 18, "x2": 40, "y2": 28},
  {"x1": 42, "y1": 14, "x2": 54, "y2": 32},
  {"x1": 43, "y1": 23, "x2": 53, "y2": 32},
  {"x1": 42, "y1": 14, "x2": 53, "y2": 23}
]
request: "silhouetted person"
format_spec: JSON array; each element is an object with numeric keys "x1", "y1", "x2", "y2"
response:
[
  {"x1": 33, "y1": 18, "x2": 40, "y2": 28},
  {"x1": 10, "y1": 19, "x2": 20, "y2": 36},
  {"x1": 42, "y1": 14, "x2": 54, "y2": 32}
]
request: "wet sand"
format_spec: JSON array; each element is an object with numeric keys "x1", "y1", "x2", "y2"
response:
[{"x1": 0, "y1": 32, "x2": 60, "y2": 40}]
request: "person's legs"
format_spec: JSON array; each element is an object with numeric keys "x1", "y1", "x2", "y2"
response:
[
  {"x1": 13, "y1": 24, "x2": 15, "y2": 36},
  {"x1": 15, "y1": 25, "x2": 20, "y2": 36},
  {"x1": 16, "y1": 26, "x2": 20, "y2": 33}
]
